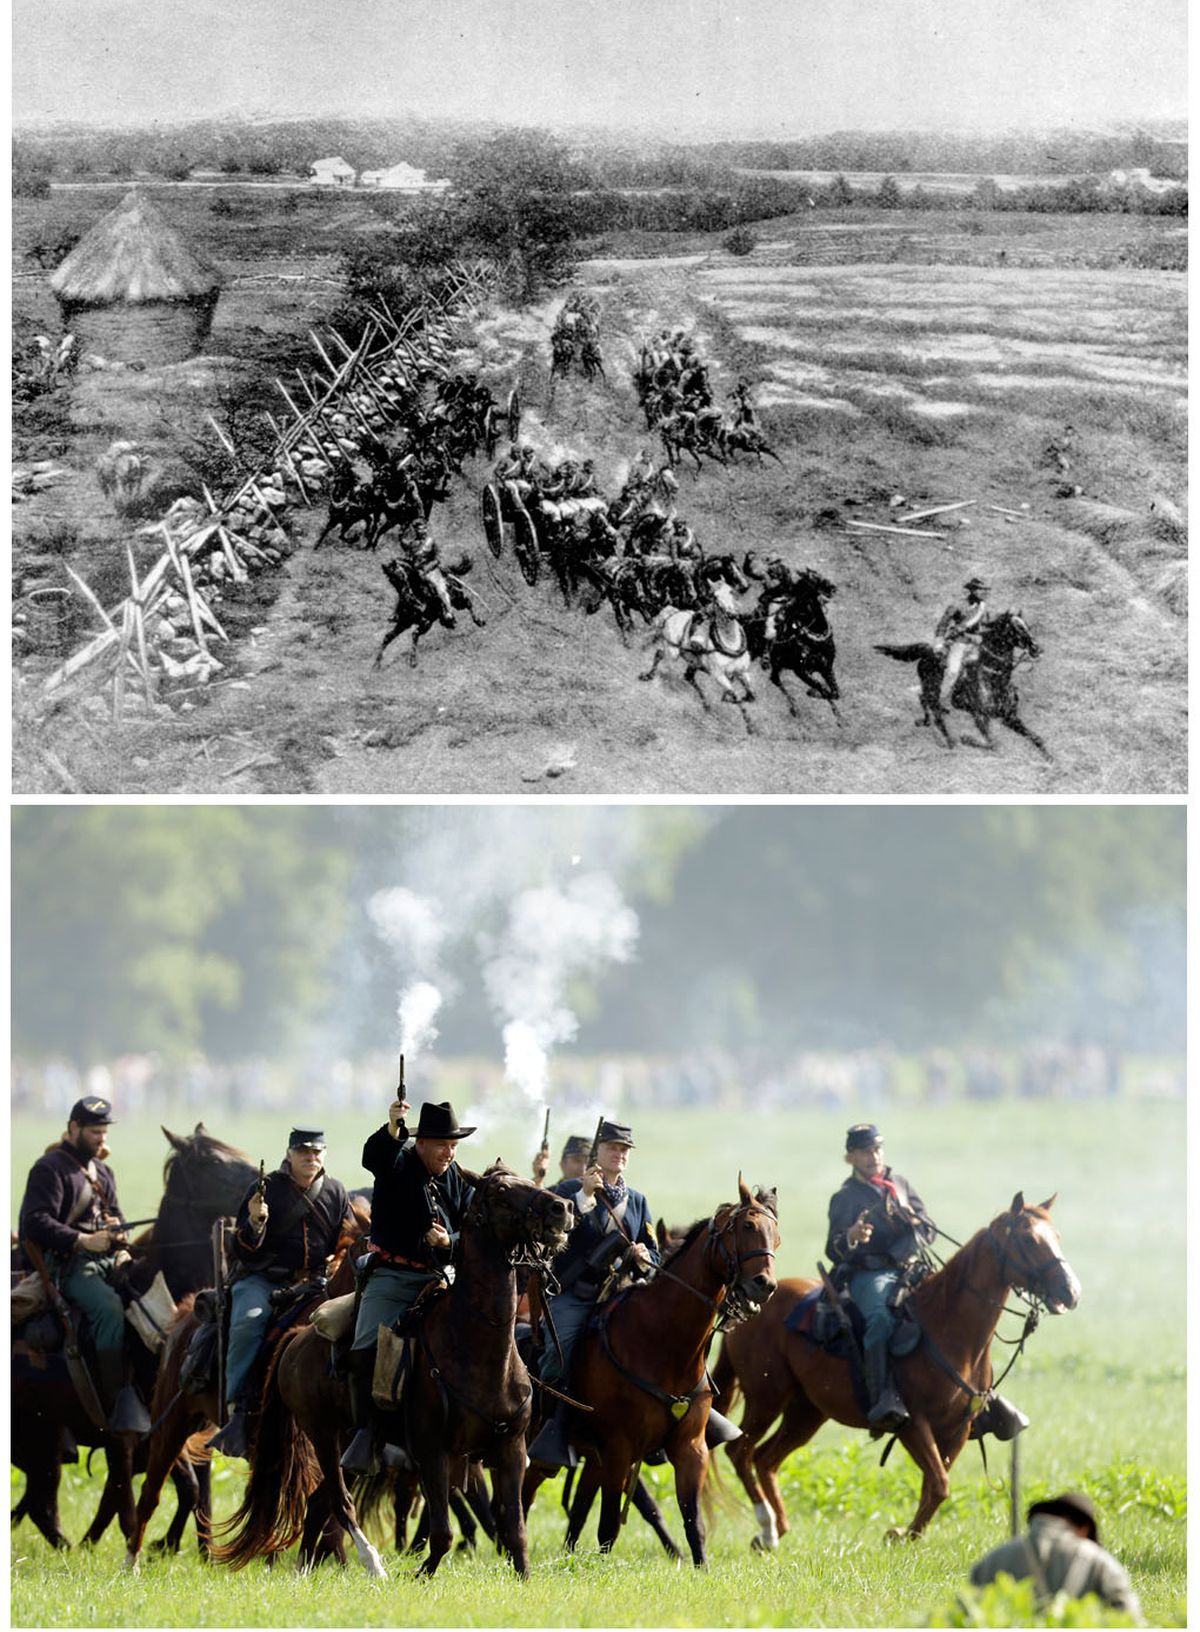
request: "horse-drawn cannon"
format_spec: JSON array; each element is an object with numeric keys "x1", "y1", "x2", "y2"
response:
[{"x1": 481, "y1": 481, "x2": 542, "y2": 585}]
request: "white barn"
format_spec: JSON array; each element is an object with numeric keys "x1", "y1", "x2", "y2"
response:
[
  {"x1": 310, "y1": 156, "x2": 357, "y2": 188},
  {"x1": 359, "y1": 161, "x2": 450, "y2": 194}
]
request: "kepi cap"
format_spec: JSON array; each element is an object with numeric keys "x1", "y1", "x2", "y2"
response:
[
  {"x1": 288, "y1": 1127, "x2": 326, "y2": 1151},
  {"x1": 846, "y1": 1123, "x2": 882, "y2": 1151},
  {"x1": 70, "y1": 1097, "x2": 114, "y2": 1127}
]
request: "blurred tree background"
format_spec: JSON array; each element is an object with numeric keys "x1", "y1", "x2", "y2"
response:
[{"x1": 11, "y1": 806, "x2": 1184, "y2": 1068}]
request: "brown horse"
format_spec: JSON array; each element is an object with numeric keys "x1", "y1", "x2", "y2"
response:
[
  {"x1": 122, "y1": 1199, "x2": 370, "y2": 1572},
  {"x1": 713, "y1": 1193, "x2": 1080, "y2": 1548},
  {"x1": 213, "y1": 1163, "x2": 570, "y2": 1579},
  {"x1": 523, "y1": 1178, "x2": 780, "y2": 1567}
]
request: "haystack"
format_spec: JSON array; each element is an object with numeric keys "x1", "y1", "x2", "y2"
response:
[{"x1": 49, "y1": 190, "x2": 223, "y2": 365}]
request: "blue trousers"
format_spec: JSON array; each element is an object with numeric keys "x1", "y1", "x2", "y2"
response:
[
  {"x1": 538, "y1": 1290, "x2": 595, "y2": 1385},
  {"x1": 60, "y1": 1253, "x2": 126, "y2": 1350},
  {"x1": 848, "y1": 1268, "x2": 899, "y2": 1352},
  {"x1": 351, "y1": 1264, "x2": 438, "y2": 1353},
  {"x1": 225, "y1": 1273, "x2": 278, "y2": 1410}
]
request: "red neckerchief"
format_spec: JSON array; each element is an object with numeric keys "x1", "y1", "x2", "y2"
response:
[{"x1": 867, "y1": 1172, "x2": 900, "y2": 1203}]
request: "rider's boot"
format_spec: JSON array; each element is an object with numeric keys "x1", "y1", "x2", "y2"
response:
[
  {"x1": 209, "y1": 1404, "x2": 256, "y2": 1459},
  {"x1": 864, "y1": 1341, "x2": 909, "y2": 1433},
  {"x1": 340, "y1": 1349, "x2": 381, "y2": 1476},
  {"x1": 94, "y1": 1348, "x2": 126, "y2": 1424},
  {"x1": 527, "y1": 1402, "x2": 579, "y2": 1470},
  {"x1": 969, "y1": 1392, "x2": 1029, "y2": 1442},
  {"x1": 705, "y1": 1409, "x2": 743, "y2": 1447}
]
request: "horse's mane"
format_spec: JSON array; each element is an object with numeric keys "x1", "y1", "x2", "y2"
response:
[
  {"x1": 911, "y1": 1203, "x2": 1053, "y2": 1317},
  {"x1": 660, "y1": 1217, "x2": 709, "y2": 1269}
]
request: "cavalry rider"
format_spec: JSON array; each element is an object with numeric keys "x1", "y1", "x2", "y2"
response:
[
  {"x1": 341, "y1": 1098, "x2": 477, "y2": 1476},
  {"x1": 826, "y1": 1123, "x2": 936, "y2": 1432},
  {"x1": 527, "y1": 1120, "x2": 659, "y2": 1467},
  {"x1": 400, "y1": 517, "x2": 455, "y2": 622},
  {"x1": 730, "y1": 379, "x2": 758, "y2": 427},
  {"x1": 669, "y1": 517, "x2": 700, "y2": 563},
  {"x1": 934, "y1": 576, "x2": 990, "y2": 710},
  {"x1": 210, "y1": 1127, "x2": 353, "y2": 1458},
  {"x1": 758, "y1": 553, "x2": 799, "y2": 654},
  {"x1": 18, "y1": 1097, "x2": 131, "y2": 1427},
  {"x1": 532, "y1": 1133, "x2": 591, "y2": 1189}
]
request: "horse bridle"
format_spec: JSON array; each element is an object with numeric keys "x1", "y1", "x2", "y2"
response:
[
  {"x1": 466, "y1": 1173, "x2": 567, "y2": 1274},
  {"x1": 988, "y1": 1213, "x2": 1068, "y2": 1311},
  {"x1": 653, "y1": 1198, "x2": 778, "y2": 1329}
]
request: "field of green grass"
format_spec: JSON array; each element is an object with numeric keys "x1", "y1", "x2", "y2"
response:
[{"x1": 10, "y1": 1097, "x2": 1185, "y2": 1625}]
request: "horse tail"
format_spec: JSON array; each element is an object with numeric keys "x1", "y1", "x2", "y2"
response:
[
  {"x1": 209, "y1": 1331, "x2": 319, "y2": 1568},
  {"x1": 874, "y1": 642, "x2": 930, "y2": 663}
]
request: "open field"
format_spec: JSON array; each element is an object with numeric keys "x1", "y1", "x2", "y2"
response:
[
  {"x1": 12, "y1": 197, "x2": 1186, "y2": 794},
  {"x1": 10, "y1": 1098, "x2": 1186, "y2": 1625}
]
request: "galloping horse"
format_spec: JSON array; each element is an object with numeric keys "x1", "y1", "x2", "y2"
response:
[
  {"x1": 122, "y1": 1199, "x2": 371, "y2": 1573},
  {"x1": 374, "y1": 553, "x2": 485, "y2": 670},
  {"x1": 523, "y1": 1179, "x2": 779, "y2": 1568},
  {"x1": 213, "y1": 1165, "x2": 570, "y2": 1580},
  {"x1": 12, "y1": 1126, "x2": 257, "y2": 1552},
  {"x1": 640, "y1": 560, "x2": 756, "y2": 730},
  {"x1": 712, "y1": 1193, "x2": 1079, "y2": 1550},
  {"x1": 744, "y1": 559, "x2": 840, "y2": 722},
  {"x1": 876, "y1": 611, "x2": 1050, "y2": 758}
]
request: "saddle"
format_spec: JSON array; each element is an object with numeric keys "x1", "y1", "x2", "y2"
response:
[
  {"x1": 784, "y1": 1275, "x2": 922, "y2": 1362},
  {"x1": 682, "y1": 610, "x2": 744, "y2": 659},
  {"x1": 179, "y1": 1276, "x2": 328, "y2": 1400},
  {"x1": 371, "y1": 1279, "x2": 449, "y2": 1415}
]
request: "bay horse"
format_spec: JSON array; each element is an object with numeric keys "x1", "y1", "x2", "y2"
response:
[
  {"x1": 523, "y1": 1178, "x2": 779, "y2": 1568},
  {"x1": 122, "y1": 1198, "x2": 371, "y2": 1573},
  {"x1": 212, "y1": 1164, "x2": 570, "y2": 1580},
  {"x1": 640, "y1": 561, "x2": 757, "y2": 730},
  {"x1": 876, "y1": 610, "x2": 1050, "y2": 758},
  {"x1": 12, "y1": 1125, "x2": 257, "y2": 1552},
  {"x1": 712, "y1": 1193, "x2": 1079, "y2": 1550}
]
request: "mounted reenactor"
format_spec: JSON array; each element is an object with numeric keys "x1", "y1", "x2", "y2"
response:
[
  {"x1": 527, "y1": 1119, "x2": 660, "y2": 1467},
  {"x1": 758, "y1": 553, "x2": 798, "y2": 651},
  {"x1": 17, "y1": 1097, "x2": 133, "y2": 1428},
  {"x1": 934, "y1": 576, "x2": 990, "y2": 710},
  {"x1": 340, "y1": 1098, "x2": 477, "y2": 1476},
  {"x1": 825, "y1": 1123, "x2": 936, "y2": 1431},
  {"x1": 532, "y1": 1133, "x2": 591, "y2": 1189},
  {"x1": 209, "y1": 1127, "x2": 353, "y2": 1458}
]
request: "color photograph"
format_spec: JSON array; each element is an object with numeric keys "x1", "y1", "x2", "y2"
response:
[{"x1": 10, "y1": 804, "x2": 1186, "y2": 1625}]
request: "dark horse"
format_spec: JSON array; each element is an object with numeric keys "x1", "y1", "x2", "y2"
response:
[
  {"x1": 876, "y1": 610, "x2": 1050, "y2": 758},
  {"x1": 374, "y1": 553, "x2": 486, "y2": 669},
  {"x1": 744, "y1": 556, "x2": 840, "y2": 722},
  {"x1": 523, "y1": 1178, "x2": 779, "y2": 1568},
  {"x1": 121, "y1": 1198, "x2": 372, "y2": 1573},
  {"x1": 712, "y1": 1193, "x2": 1079, "y2": 1550},
  {"x1": 12, "y1": 1125, "x2": 257, "y2": 1552},
  {"x1": 213, "y1": 1164, "x2": 571, "y2": 1579}
]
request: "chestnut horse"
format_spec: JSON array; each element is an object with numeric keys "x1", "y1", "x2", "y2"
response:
[
  {"x1": 523, "y1": 1178, "x2": 780, "y2": 1567},
  {"x1": 213, "y1": 1164, "x2": 570, "y2": 1579},
  {"x1": 122, "y1": 1198, "x2": 371, "y2": 1572},
  {"x1": 712, "y1": 1193, "x2": 1080, "y2": 1549}
]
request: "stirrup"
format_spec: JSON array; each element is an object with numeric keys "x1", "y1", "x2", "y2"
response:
[
  {"x1": 705, "y1": 1409, "x2": 743, "y2": 1447},
  {"x1": 867, "y1": 1390, "x2": 910, "y2": 1431},
  {"x1": 527, "y1": 1416, "x2": 579, "y2": 1470},
  {"x1": 209, "y1": 1411, "x2": 252, "y2": 1459},
  {"x1": 109, "y1": 1385, "x2": 151, "y2": 1437}
]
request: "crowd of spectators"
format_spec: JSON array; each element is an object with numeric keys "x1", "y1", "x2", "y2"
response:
[{"x1": 10, "y1": 1042, "x2": 1183, "y2": 1121}]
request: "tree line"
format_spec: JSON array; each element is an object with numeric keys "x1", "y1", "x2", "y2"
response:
[{"x1": 11, "y1": 808, "x2": 1183, "y2": 1067}]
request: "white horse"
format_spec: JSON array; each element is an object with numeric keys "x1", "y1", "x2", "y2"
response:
[{"x1": 639, "y1": 574, "x2": 756, "y2": 732}]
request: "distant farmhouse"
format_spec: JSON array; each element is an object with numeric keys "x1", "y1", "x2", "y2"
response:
[
  {"x1": 1105, "y1": 166, "x2": 1181, "y2": 196},
  {"x1": 359, "y1": 161, "x2": 451, "y2": 194},
  {"x1": 310, "y1": 156, "x2": 356, "y2": 188}
]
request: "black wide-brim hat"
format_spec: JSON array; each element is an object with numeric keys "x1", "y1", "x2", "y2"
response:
[
  {"x1": 1028, "y1": 1491, "x2": 1099, "y2": 1542},
  {"x1": 414, "y1": 1101, "x2": 476, "y2": 1140}
]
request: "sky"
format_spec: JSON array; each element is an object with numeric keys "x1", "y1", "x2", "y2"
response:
[{"x1": 12, "y1": 0, "x2": 1189, "y2": 137}]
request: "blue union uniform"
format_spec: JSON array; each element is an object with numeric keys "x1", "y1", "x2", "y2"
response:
[{"x1": 539, "y1": 1176, "x2": 659, "y2": 1385}]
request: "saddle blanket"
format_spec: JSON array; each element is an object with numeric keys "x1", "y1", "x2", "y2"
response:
[{"x1": 784, "y1": 1285, "x2": 921, "y2": 1359}]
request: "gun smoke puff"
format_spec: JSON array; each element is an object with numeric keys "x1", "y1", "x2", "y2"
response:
[
  {"x1": 367, "y1": 887, "x2": 448, "y2": 1061},
  {"x1": 481, "y1": 873, "x2": 639, "y2": 1107}
]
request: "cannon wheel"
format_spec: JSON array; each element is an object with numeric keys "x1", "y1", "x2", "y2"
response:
[
  {"x1": 512, "y1": 505, "x2": 541, "y2": 586},
  {"x1": 481, "y1": 484, "x2": 504, "y2": 559},
  {"x1": 506, "y1": 387, "x2": 521, "y2": 445}
]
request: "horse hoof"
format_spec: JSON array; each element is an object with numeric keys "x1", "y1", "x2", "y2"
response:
[
  {"x1": 750, "y1": 1534, "x2": 777, "y2": 1553},
  {"x1": 883, "y1": 1526, "x2": 915, "y2": 1544},
  {"x1": 122, "y1": 1552, "x2": 140, "y2": 1574}
]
